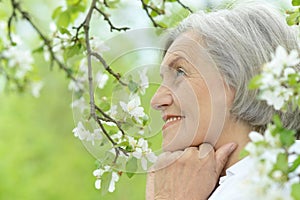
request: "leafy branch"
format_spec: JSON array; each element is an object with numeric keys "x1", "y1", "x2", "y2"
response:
[
  {"x1": 140, "y1": 0, "x2": 165, "y2": 28},
  {"x1": 176, "y1": 0, "x2": 193, "y2": 13},
  {"x1": 8, "y1": 0, "x2": 78, "y2": 82},
  {"x1": 82, "y1": 0, "x2": 129, "y2": 164},
  {"x1": 140, "y1": 0, "x2": 193, "y2": 28}
]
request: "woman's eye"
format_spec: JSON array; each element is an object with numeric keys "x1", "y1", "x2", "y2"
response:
[{"x1": 176, "y1": 67, "x2": 186, "y2": 77}]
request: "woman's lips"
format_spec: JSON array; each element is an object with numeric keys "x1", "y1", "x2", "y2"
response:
[{"x1": 162, "y1": 116, "x2": 184, "y2": 130}]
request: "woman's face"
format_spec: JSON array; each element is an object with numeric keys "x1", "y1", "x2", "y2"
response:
[{"x1": 151, "y1": 32, "x2": 235, "y2": 152}]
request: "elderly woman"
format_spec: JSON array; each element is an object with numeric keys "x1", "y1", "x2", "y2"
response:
[{"x1": 146, "y1": 1, "x2": 300, "y2": 200}]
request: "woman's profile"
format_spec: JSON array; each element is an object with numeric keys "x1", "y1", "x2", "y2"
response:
[{"x1": 146, "y1": 1, "x2": 300, "y2": 199}]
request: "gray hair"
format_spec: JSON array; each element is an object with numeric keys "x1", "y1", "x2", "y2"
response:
[{"x1": 165, "y1": 1, "x2": 300, "y2": 133}]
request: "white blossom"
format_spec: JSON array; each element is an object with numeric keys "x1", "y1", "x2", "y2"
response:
[
  {"x1": 79, "y1": 59, "x2": 88, "y2": 77},
  {"x1": 93, "y1": 165, "x2": 119, "y2": 192},
  {"x1": 31, "y1": 81, "x2": 43, "y2": 98},
  {"x1": 72, "y1": 121, "x2": 102, "y2": 145},
  {"x1": 259, "y1": 86, "x2": 293, "y2": 110},
  {"x1": 248, "y1": 131, "x2": 264, "y2": 142},
  {"x1": 108, "y1": 172, "x2": 119, "y2": 192},
  {"x1": 95, "y1": 179, "x2": 101, "y2": 189},
  {"x1": 258, "y1": 46, "x2": 300, "y2": 110},
  {"x1": 120, "y1": 95, "x2": 145, "y2": 123},
  {"x1": 139, "y1": 68, "x2": 149, "y2": 94},
  {"x1": 242, "y1": 125, "x2": 300, "y2": 199},
  {"x1": 86, "y1": 128, "x2": 103, "y2": 146},
  {"x1": 289, "y1": 141, "x2": 300, "y2": 154},
  {"x1": 132, "y1": 138, "x2": 157, "y2": 170},
  {"x1": 68, "y1": 78, "x2": 85, "y2": 92},
  {"x1": 95, "y1": 72, "x2": 109, "y2": 89},
  {"x1": 267, "y1": 46, "x2": 300, "y2": 76},
  {"x1": 2, "y1": 45, "x2": 33, "y2": 79},
  {"x1": 71, "y1": 96, "x2": 88, "y2": 113},
  {"x1": 90, "y1": 37, "x2": 110, "y2": 54},
  {"x1": 107, "y1": 105, "x2": 117, "y2": 118},
  {"x1": 72, "y1": 121, "x2": 89, "y2": 140}
]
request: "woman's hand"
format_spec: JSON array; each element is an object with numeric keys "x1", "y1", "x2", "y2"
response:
[{"x1": 146, "y1": 143, "x2": 237, "y2": 200}]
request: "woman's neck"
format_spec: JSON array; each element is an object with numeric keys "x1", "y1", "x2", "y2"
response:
[{"x1": 215, "y1": 119, "x2": 252, "y2": 175}]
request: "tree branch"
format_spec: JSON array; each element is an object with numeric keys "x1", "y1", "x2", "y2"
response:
[
  {"x1": 83, "y1": 0, "x2": 97, "y2": 119},
  {"x1": 140, "y1": 0, "x2": 165, "y2": 28},
  {"x1": 83, "y1": 0, "x2": 129, "y2": 161},
  {"x1": 95, "y1": 105, "x2": 126, "y2": 136},
  {"x1": 90, "y1": 51, "x2": 127, "y2": 86},
  {"x1": 94, "y1": 6, "x2": 130, "y2": 32},
  {"x1": 10, "y1": 0, "x2": 78, "y2": 83},
  {"x1": 97, "y1": 118, "x2": 129, "y2": 156},
  {"x1": 176, "y1": 0, "x2": 193, "y2": 13},
  {"x1": 8, "y1": 0, "x2": 17, "y2": 44}
]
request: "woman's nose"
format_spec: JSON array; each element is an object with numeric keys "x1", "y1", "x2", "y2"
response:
[{"x1": 150, "y1": 85, "x2": 173, "y2": 110}]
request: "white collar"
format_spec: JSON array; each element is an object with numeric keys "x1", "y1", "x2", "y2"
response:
[{"x1": 219, "y1": 156, "x2": 251, "y2": 184}]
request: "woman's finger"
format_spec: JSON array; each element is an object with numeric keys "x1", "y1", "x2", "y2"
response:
[{"x1": 215, "y1": 143, "x2": 237, "y2": 174}]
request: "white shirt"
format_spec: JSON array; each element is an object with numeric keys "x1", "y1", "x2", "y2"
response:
[
  {"x1": 209, "y1": 140, "x2": 300, "y2": 200},
  {"x1": 208, "y1": 157, "x2": 253, "y2": 200}
]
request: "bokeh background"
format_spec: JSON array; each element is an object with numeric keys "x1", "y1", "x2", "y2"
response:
[{"x1": 0, "y1": 0, "x2": 291, "y2": 199}]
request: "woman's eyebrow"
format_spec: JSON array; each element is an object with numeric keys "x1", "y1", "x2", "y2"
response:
[
  {"x1": 168, "y1": 56, "x2": 185, "y2": 69},
  {"x1": 160, "y1": 56, "x2": 186, "y2": 78}
]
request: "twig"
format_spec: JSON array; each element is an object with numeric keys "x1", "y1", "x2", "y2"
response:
[
  {"x1": 90, "y1": 52, "x2": 127, "y2": 86},
  {"x1": 103, "y1": 0, "x2": 109, "y2": 7},
  {"x1": 83, "y1": 0, "x2": 128, "y2": 160},
  {"x1": 140, "y1": 0, "x2": 164, "y2": 28},
  {"x1": 176, "y1": 0, "x2": 193, "y2": 13},
  {"x1": 94, "y1": 6, "x2": 130, "y2": 32},
  {"x1": 10, "y1": 0, "x2": 77, "y2": 82},
  {"x1": 8, "y1": 0, "x2": 17, "y2": 44},
  {"x1": 97, "y1": 118, "x2": 129, "y2": 156},
  {"x1": 95, "y1": 105, "x2": 126, "y2": 136},
  {"x1": 72, "y1": 22, "x2": 85, "y2": 43},
  {"x1": 84, "y1": 0, "x2": 97, "y2": 119}
]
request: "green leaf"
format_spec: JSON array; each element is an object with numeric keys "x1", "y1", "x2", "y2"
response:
[
  {"x1": 57, "y1": 11, "x2": 71, "y2": 28},
  {"x1": 101, "y1": 172, "x2": 112, "y2": 195},
  {"x1": 58, "y1": 27, "x2": 71, "y2": 35},
  {"x1": 106, "y1": 0, "x2": 120, "y2": 8},
  {"x1": 286, "y1": 12, "x2": 300, "y2": 26},
  {"x1": 126, "y1": 157, "x2": 138, "y2": 178},
  {"x1": 128, "y1": 80, "x2": 139, "y2": 93},
  {"x1": 67, "y1": 0, "x2": 80, "y2": 6},
  {"x1": 32, "y1": 46, "x2": 44, "y2": 54},
  {"x1": 292, "y1": 0, "x2": 300, "y2": 6},
  {"x1": 239, "y1": 148, "x2": 249, "y2": 159},
  {"x1": 142, "y1": 115, "x2": 149, "y2": 126},
  {"x1": 273, "y1": 115, "x2": 282, "y2": 128},
  {"x1": 291, "y1": 183, "x2": 300, "y2": 200},
  {"x1": 115, "y1": 141, "x2": 129, "y2": 148},
  {"x1": 157, "y1": 22, "x2": 167, "y2": 28},
  {"x1": 63, "y1": 44, "x2": 81, "y2": 61},
  {"x1": 52, "y1": 6, "x2": 62, "y2": 20},
  {"x1": 248, "y1": 75, "x2": 262, "y2": 89},
  {"x1": 280, "y1": 129, "x2": 295, "y2": 147},
  {"x1": 274, "y1": 153, "x2": 288, "y2": 172},
  {"x1": 99, "y1": 101, "x2": 110, "y2": 112},
  {"x1": 150, "y1": 10, "x2": 158, "y2": 17},
  {"x1": 289, "y1": 156, "x2": 300, "y2": 172}
]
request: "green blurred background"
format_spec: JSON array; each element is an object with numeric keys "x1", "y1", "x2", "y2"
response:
[
  {"x1": 0, "y1": 0, "x2": 291, "y2": 199},
  {"x1": 0, "y1": 0, "x2": 149, "y2": 199},
  {"x1": 0, "y1": 68, "x2": 147, "y2": 200}
]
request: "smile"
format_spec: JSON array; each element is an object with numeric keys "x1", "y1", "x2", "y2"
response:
[{"x1": 162, "y1": 115, "x2": 184, "y2": 130}]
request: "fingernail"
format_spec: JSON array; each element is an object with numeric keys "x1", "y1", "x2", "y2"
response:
[{"x1": 229, "y1": 143, "x2": 237, "y2": 152}]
